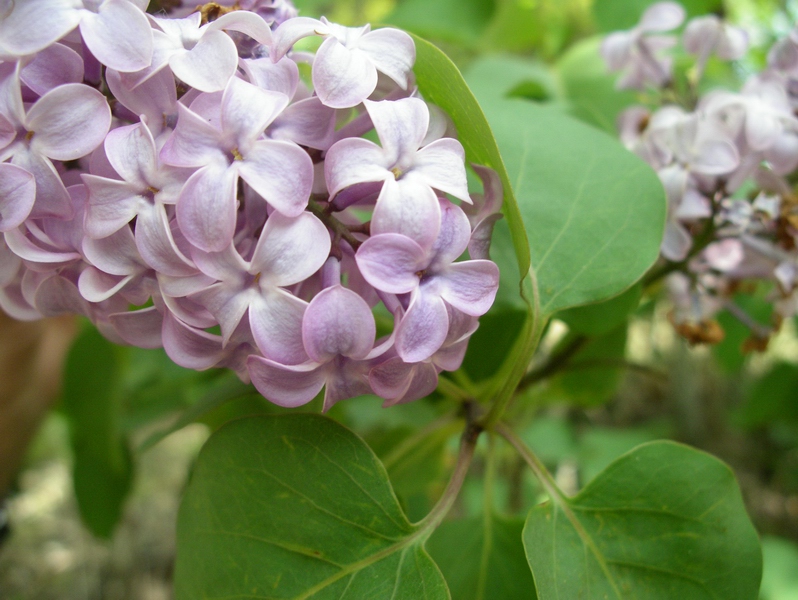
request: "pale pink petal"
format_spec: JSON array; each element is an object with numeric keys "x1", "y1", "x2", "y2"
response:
[
  {"x1": 78, "y1": 267, "x2": 133, "y2": 302},
  {"x1": 0, "y1": 0, "x2": 80, "y2": 56},
  {"x1": 371, "y1": 178, "x2": 441, "y2": 249},
  {"x1": 163, "y1": 311, "x2": 227, "y2": 370},
  {"x1": 411, "y1": 138, "x2": 470, "y2": 202},
  {"x1": 222, "y1": 78, "x2": 288, "y2": 145},
  {"x1": 238, "y1": 140, "x2": 313, "y2": 217},
  {"x1": 268, "y1": 97, "x2": 336, "y2": 150},
  {"x1": 639, "y1": 2, "x2": 685, "y2": 32},
  {"x1": 208, "y1": 10, "x2": 273, "y2": 46},
  {"x1": 439, "y1": 260, "x2": 499, "y2": 316},
  {"x1": 135, "y1": 204, "x2": 196, "y2": 277},
  {"x1": 21, "y1": 43, "x2": 84, "y2": 95},
  {"x1": 169, "y1": 30, "x2": 238, "y2": 93},
  {"x1": 247, "y1": 356, "x2": 326, "y2": 407},
  {"x1": 661, "y1": 220, "x2": 692, "y2": 261},
  {"x1": 271, "y1": 17, "x2": 323, "y2": 61},
  {"x1": 177, "y1": 163, "x2": 238, "y2": 252},
  {"x1": 27, "y1": 84, "x2": 111, "y2": 160},
  {"x1": 324, "y1": 137, "x2": 390, "y2": 198},
  {"x1": 0, "y1": 163, "x2": 36, "y2": 232},
  {"x1": 365, "y1": 98, "x2": 428, "y2": 166},
  {"x1": 241, "y1": 56, "x2": 299, "y2": 98},
  {"x1": 302, "y1": 285, "x2": 375, "y2": 362},
  {"x1": 251, "y1": 211, "x2": 330, "y2": 286},
  {"x1": 110, "y1": 306, "x2": 163, "y2": 348},
  {"x1": 11, "y1": 150, "x2": 72, "y2": 219},
  {"x1": 82, "y1": 227, "x2": 143, "y2": 276},
  {"x1": 82, "y1": 174, "x2": 141, "y2": 239},
  {"x1": 313, "y1": 37, "x2": 377, "y2": 109},
  {"x1": 160, "y1": 103, "x2": 226, "y2": 167},
  {"x1": 396, "y1": 287, "x2": 449, "y2": 363},
  {"x1": 249, "y1": 288, "x2": 309, "y2": 364},
  {"x1": 356, "y1": 233, "x2": 425, "y2": 294},
  {"x1": 104, "y1": 121, "x2": 158, "y2": 187},
  {"x1": 192, "y1": 281, "x2": 253, "y2": 344},
  {"x1": 357, "y1": 28, "x2": 415, "y2": 89},
  {"x1": 79, "y1": 0, "x2": 153, "y2": 72}
]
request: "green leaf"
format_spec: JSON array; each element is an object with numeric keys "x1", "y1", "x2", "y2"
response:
[
  {"x1": 62, "y1": 326, "x2": 133, "y2": 538},
  {"x1": 593, "y1": 0, "x2": 722, "y2": 33},
  {"x1": 427, "y1": 515, "x2": 537, "y2": 600},
  {"x1": 386, "y1": 0, "x2": 495, "y2": 45},
  {"x1": 555, "y1": 37, "x2": 639, "y2": 134},
  {"x1": 558, "y1": 283, "x2": 641, "y2": 337},
  {"x1": 476, "y1": 99, "x2": 666, "y2": 315},
  {"x1": 524, "y1": 441, "x2": 762, "y2": 599},
  {"x1": 175, "y1": 414, "x2": 449, "y2": 599},
  {"x1": 760, "y1": 536, "x2": 798, "y2": 600}
]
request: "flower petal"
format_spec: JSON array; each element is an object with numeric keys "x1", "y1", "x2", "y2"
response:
[
  {"x1": 238, "y1": 139, "x2": 313, "y2": 217},
  {"x1": 79, "y1": 0, "x2": 153, "y2": 72},
  {"x1": 302, "y1": 285, "x2": 375, "y2": 362},
  {"x1": 251, "y1": 211, "x2": 330, "y2": 286},
  {"x1": 27, "y1": 84, "x2": 111, "y2": 161},
  {"x1": 247, "y1": 355, "x2": 326, "y2": 407},
  {"x1": 438, "y1": 260, "x2": 500, "y2": 317},
  {"x1": 249, "y1": 288, "x2": 309, "y2": 364},
  {"x1": 0, "y1": 163, "x2": 36, "y2": 232},
  {"x1": 176, "y1": 163, "x2": 238, "y2": 252},
  {"x1": 357, "y1": 28, "x2": 415, "y2": 89},
  {"x1": 313, "y1": 37, "x2": 377, "y2": 109},
  {"x1": 169, "y1": 30, "x2": 238, "y2": 92},
  {"x1": 396, "y1": 286, "x2": 449, "y2": 363},
  {"x1": 371, "y1": 178, "x2": 442, "y2": 250},
  {"x1": 356, "y1": 233, "x2": 426, "y2": 294}
]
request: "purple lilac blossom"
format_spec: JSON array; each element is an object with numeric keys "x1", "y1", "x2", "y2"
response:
[{"x1": 0, "y1": 1, "x2": 502, "y2": 409}]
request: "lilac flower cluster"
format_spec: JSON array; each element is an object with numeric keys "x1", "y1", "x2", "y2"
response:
[
  {"x1": 601, "y1": 2, "x2": 798, "y2": 345},
  {"x1": 0, "y1": 0, "x2": 502, "y2": 409}
]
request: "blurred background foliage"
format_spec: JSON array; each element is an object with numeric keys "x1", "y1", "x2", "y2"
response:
[{"x1": 3, "y1": 0, "x2": 798, "y2": 598}]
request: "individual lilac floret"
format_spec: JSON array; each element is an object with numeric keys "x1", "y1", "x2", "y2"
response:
[
  {"x1": 326, "y1": 98, "x2": 470, "y2": 249},
  {"x1": 1, "y1": 67, "x2": 111, "y2": 219},
  {"x1": 132, "y1": 11, "x2": 273, "y2": 93},
  {"x1": 160, "y1": 76, "x2": 313, "y2": 251},
  {"x1": 82, "y1": 121, "x2": 193, "y2": 276},
  {"x1": 356, "y1": 200, "x2": 499, "y2": 362},
  {"x1": 463, "y1": 164, "x2": 504, "y2": 260},
  {"x1": 0, "y1": 0, "x2": 153, "y2": 72},
  {"x1": 601, "y1": 2, "x2": 685, "y2": 90},
  {"x1": 188, "y1": 211, "x2": 330, "y2": 365},
  {"x1": 247, "y1": 259, "x2": 384, "y2": 409},
  {"x1": 272, "y1": 17, "x2": 415, "y2": 108}
]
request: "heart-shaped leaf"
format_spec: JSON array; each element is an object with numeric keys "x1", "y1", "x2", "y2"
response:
[
  {"x1": 523, "y1": 441, "x2": 762, "y2": 599},
  {"x1": 175, "y1": 414, "x2": 449, "y2": 599}
]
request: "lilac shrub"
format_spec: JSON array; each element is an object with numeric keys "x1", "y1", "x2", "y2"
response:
[
  {"x1": 0, "y1": 0, "x2": 501, "y2": 409},
  {"x1": 602, "y1": 1, "x2": 798, "y2": 345}
]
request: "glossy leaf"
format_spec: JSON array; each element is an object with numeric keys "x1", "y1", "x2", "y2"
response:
[
  {"x1": 427, "y1": 515, "x2": 537, "y2": 600},
  {"x1": 175, "y1": 414, "x2": 449, "y2": 599},
  {"x1": 62, "y1": 326, "x2": 133, "y2": 538},
  {"x1": 524, "y1": 441, "x2": 762, "y2": 599},
  {"x1": 477, "y1": 99, "x2": 666, "y2": 315}
]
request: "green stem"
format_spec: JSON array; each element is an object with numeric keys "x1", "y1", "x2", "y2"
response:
[
  {"x1": 436, "y1": 375, "x2": 472, "y2": 402},
  {"x1": 415, "y1": 421, "x2": 481, "y2": 532},
  {"x1": 495, "y1": 422, "x2": 565, "y2": 502},
  {"x1": 307, "y1": 199, "x2": 363, "y2": 250}
]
